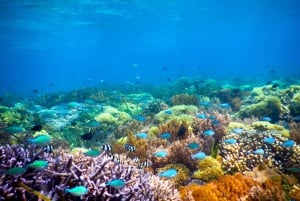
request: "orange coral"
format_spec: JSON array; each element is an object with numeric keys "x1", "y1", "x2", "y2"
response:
[{"x1": 179, "y1": 173, "x2": 260, "y2": 201}]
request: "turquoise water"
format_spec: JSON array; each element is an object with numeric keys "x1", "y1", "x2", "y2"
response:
[{"x1": 0, "y1": 0, "x2": 299, "y2": 95}]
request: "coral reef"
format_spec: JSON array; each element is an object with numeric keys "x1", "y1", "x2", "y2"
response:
[
  {"x1": 180, "y1": 173, "x2": 260, "y2": 201},
  {"x1": 157, "y1": 164, "x2": 190, "y2": 187},
  {"x1": 213, "y1": 88, "x2": 248, "y2": 112},
  {"x1": 162, "y1": 134, "x2": 203, "y2": 171},
  {"x1": 158, "y1": 119, "x2": 192, "y2": 142},
  {"x1": 250, "y1": 121, "x2": 290, "y2": 137},
  {"x1": 171, "y1": 94, "x2": 198, "y2": 106},
  {"x1": 219, "y1": 130, "x2": 300, "y2": 173},
  {"x1": 0, "y1": 144, "x2": 180, "y2": 201},
  {"x1": 192, "y1": 111, "x2": 230, "y2": 142},
  {"x1": 290, "y1": 122, "x2": 300, "y2": 144},
  {"x1": 154, "y1": 105, "x2": 198, "y2": 124},
  {"x1": 148, "y1": 174, "x2": 181, "y2": 201},
  {"x1": 192, "y1": 156, "x2": 223, "y2": 182}
]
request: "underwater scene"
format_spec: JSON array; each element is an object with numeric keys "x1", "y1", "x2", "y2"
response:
[{"x1": 1, "y1": 0, "x2": 300, "y2": 201}]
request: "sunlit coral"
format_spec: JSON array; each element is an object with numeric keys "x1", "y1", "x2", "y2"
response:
[{"x1": 192, "y1": 156, "x2": 223, "y2": 182}]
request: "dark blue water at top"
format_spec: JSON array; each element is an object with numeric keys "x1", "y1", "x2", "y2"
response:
[{"x1": 0, "y1": 0, "x2": 299, "y2": 95}]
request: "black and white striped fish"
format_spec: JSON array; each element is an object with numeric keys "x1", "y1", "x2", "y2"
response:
[
  {"x1": 138, "y1": 160, "x2": 152, "y2": 168},
  {"x1": 124, "y1": 143, "x2": 136, "y2": 152},
  {"x1": 111, "y1": 154, "x2": 121, "y2": 164},
  {"x1": 102, "y1": 144, "x2": 112, "y2": 151},
  {"x1": 132, "y1": 156, "x2": 140, "y2": 163},
  {"x1": 43, "y1": 144, "x2": 53, "y2": 153}
]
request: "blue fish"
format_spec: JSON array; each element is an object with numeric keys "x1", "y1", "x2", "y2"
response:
[
  {"x1": 195, "y1": 113, "x2": 206, "y2": 119},
  {"x1": 253, "y1": 148, "x2": 264, "y2": 155},
  {"x1": 133, "y1": 115, "x2": 146, "y2": 122},
  {"x1": 199, "y1": 101, "x2": 211, "y2": 107},
  {"x1": 281, "y1": 140, "x2": 295, "y2": 148},
  {"x1": 27, "y1": 135, "x2": 51, "y2": 145},
  {"x1": 203, "y1": 130, "x2": 215, "y2": 136},
  {"x1": 135, "y1": 132, "x2": 148, "y2": 139},
  {"x1": 159, "y1": 132, "x2": 171, "y2": 139},
  {"x1": 263, "y1": 137, "x2": 275, "y2": 145},
  {"x1": 27, "y1": 160, "x2": 48, "y2": 170},
  {"x1": 3, "y1": 126, "x2": 25, "y2": 133},
  {"x1": 153, "y1": 150, "x2": 168, "y2": 158},
  {"x1": 84, "y1": 99, "x2": 96, "y2": 105},
  {"x1": 164, "y1": 109, "x2": 173, "y2": 115},
  {"x1": 231, "y1": 128, "x2": 243, "y2": 134},
  {"x1": 212, "y1": 120, "x2": 220, "y2": 125},
  {"x1": 286, "y1": 167, "x2": 300, "y2": 173},
  {"x1": 65, "y1": 186, "x2": 88, "y2": 196},
  {"x1": 219, "y1": 103, "x2": 231, "y2": 109},
  {"x1": 191, "y1": 152, "x2": 206, "y2": 160},
  {"x1": 224, "y1": 138, "x2": 237, "y2": 145},
  {"x1": 85, "y1": 120, "x2": 100, "y2": 128},
  {"x1": 84, "y1": 149, "x2": 101, "y2": 157},
  {"x1": 106, "y1": 179, "x2": 125, "y2": 188},
  {"x1": 187, "y1": 142, "x2": 200, "y2": 150},
  {"x1": 159, "y1": 169, "x2": 178, "y2": 178},
  {"x1": 5, "y1": 167, "x2": 26, "y2": 176},
  {"x1": 261, "y1": 116, "x2": 272, "y2": 122}
]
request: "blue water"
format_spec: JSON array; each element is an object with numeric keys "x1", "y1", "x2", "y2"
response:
[{"x1": 0, "y1": 0, "x2": 300, "y2": 95}]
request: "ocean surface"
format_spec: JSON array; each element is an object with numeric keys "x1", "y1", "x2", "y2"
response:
[{"x1": 0, "y1": 0, "x2": 300, "y2": 95}]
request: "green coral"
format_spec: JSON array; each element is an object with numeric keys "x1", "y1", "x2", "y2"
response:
[
  {"x1": 193, "y1": 156, "x2": 223, "y2": 182},
  {"x1": 290, "y1": 92, "x2": 300, "y2": 115},
  {"x1": 237, "y1": 95, "x2": 283, "y2": 120},
  {"x1": 118, "y1": 102, "x2": 142, "y2": 115},
  {"x1": 154, "y1": 105, "x2": 198, "y2": 124},
  {"x1": 0, "y1": 110, "x2": 22, "y2": 124},
  {"x1": 94, "y1": 106, "x2": 132, "y2": 125},
  {"x1": 148, "y1": 126, "x2": 160, "y2": 138},
  {"x1": 251, "y1": 121, "x2": 290, "y2": 137}
]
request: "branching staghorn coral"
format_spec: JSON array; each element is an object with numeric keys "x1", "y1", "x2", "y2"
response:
[
  {"x1": 148, "y1": 174, "x2": 181, "y2": 201},
  {"x1": 0, "y1": 144, "x2": 181, "y2": 201}
]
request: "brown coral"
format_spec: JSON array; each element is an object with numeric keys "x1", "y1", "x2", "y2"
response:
[
  {"x1": 171, "y1": 94, "x2": 199, "y2": 106},
  {"x1": 158, "y1": 119, "x2": 192, "y2": 142},
  {"x1": 290, "y1": 122, "x2": 300, "y2": 144}
]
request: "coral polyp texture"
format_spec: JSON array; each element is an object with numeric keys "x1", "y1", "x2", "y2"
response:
[{"x1": 219, "y1": 130, "x2": 300, "y2": 173}]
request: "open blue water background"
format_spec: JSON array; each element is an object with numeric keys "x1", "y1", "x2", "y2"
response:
[{"x1": 0, "y1": 0, "x2": 299, "y2": 95}]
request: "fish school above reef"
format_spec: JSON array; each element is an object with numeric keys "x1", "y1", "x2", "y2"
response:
[{"x1": 0, "y1": 78, "x2": 300, "y2": 201}]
